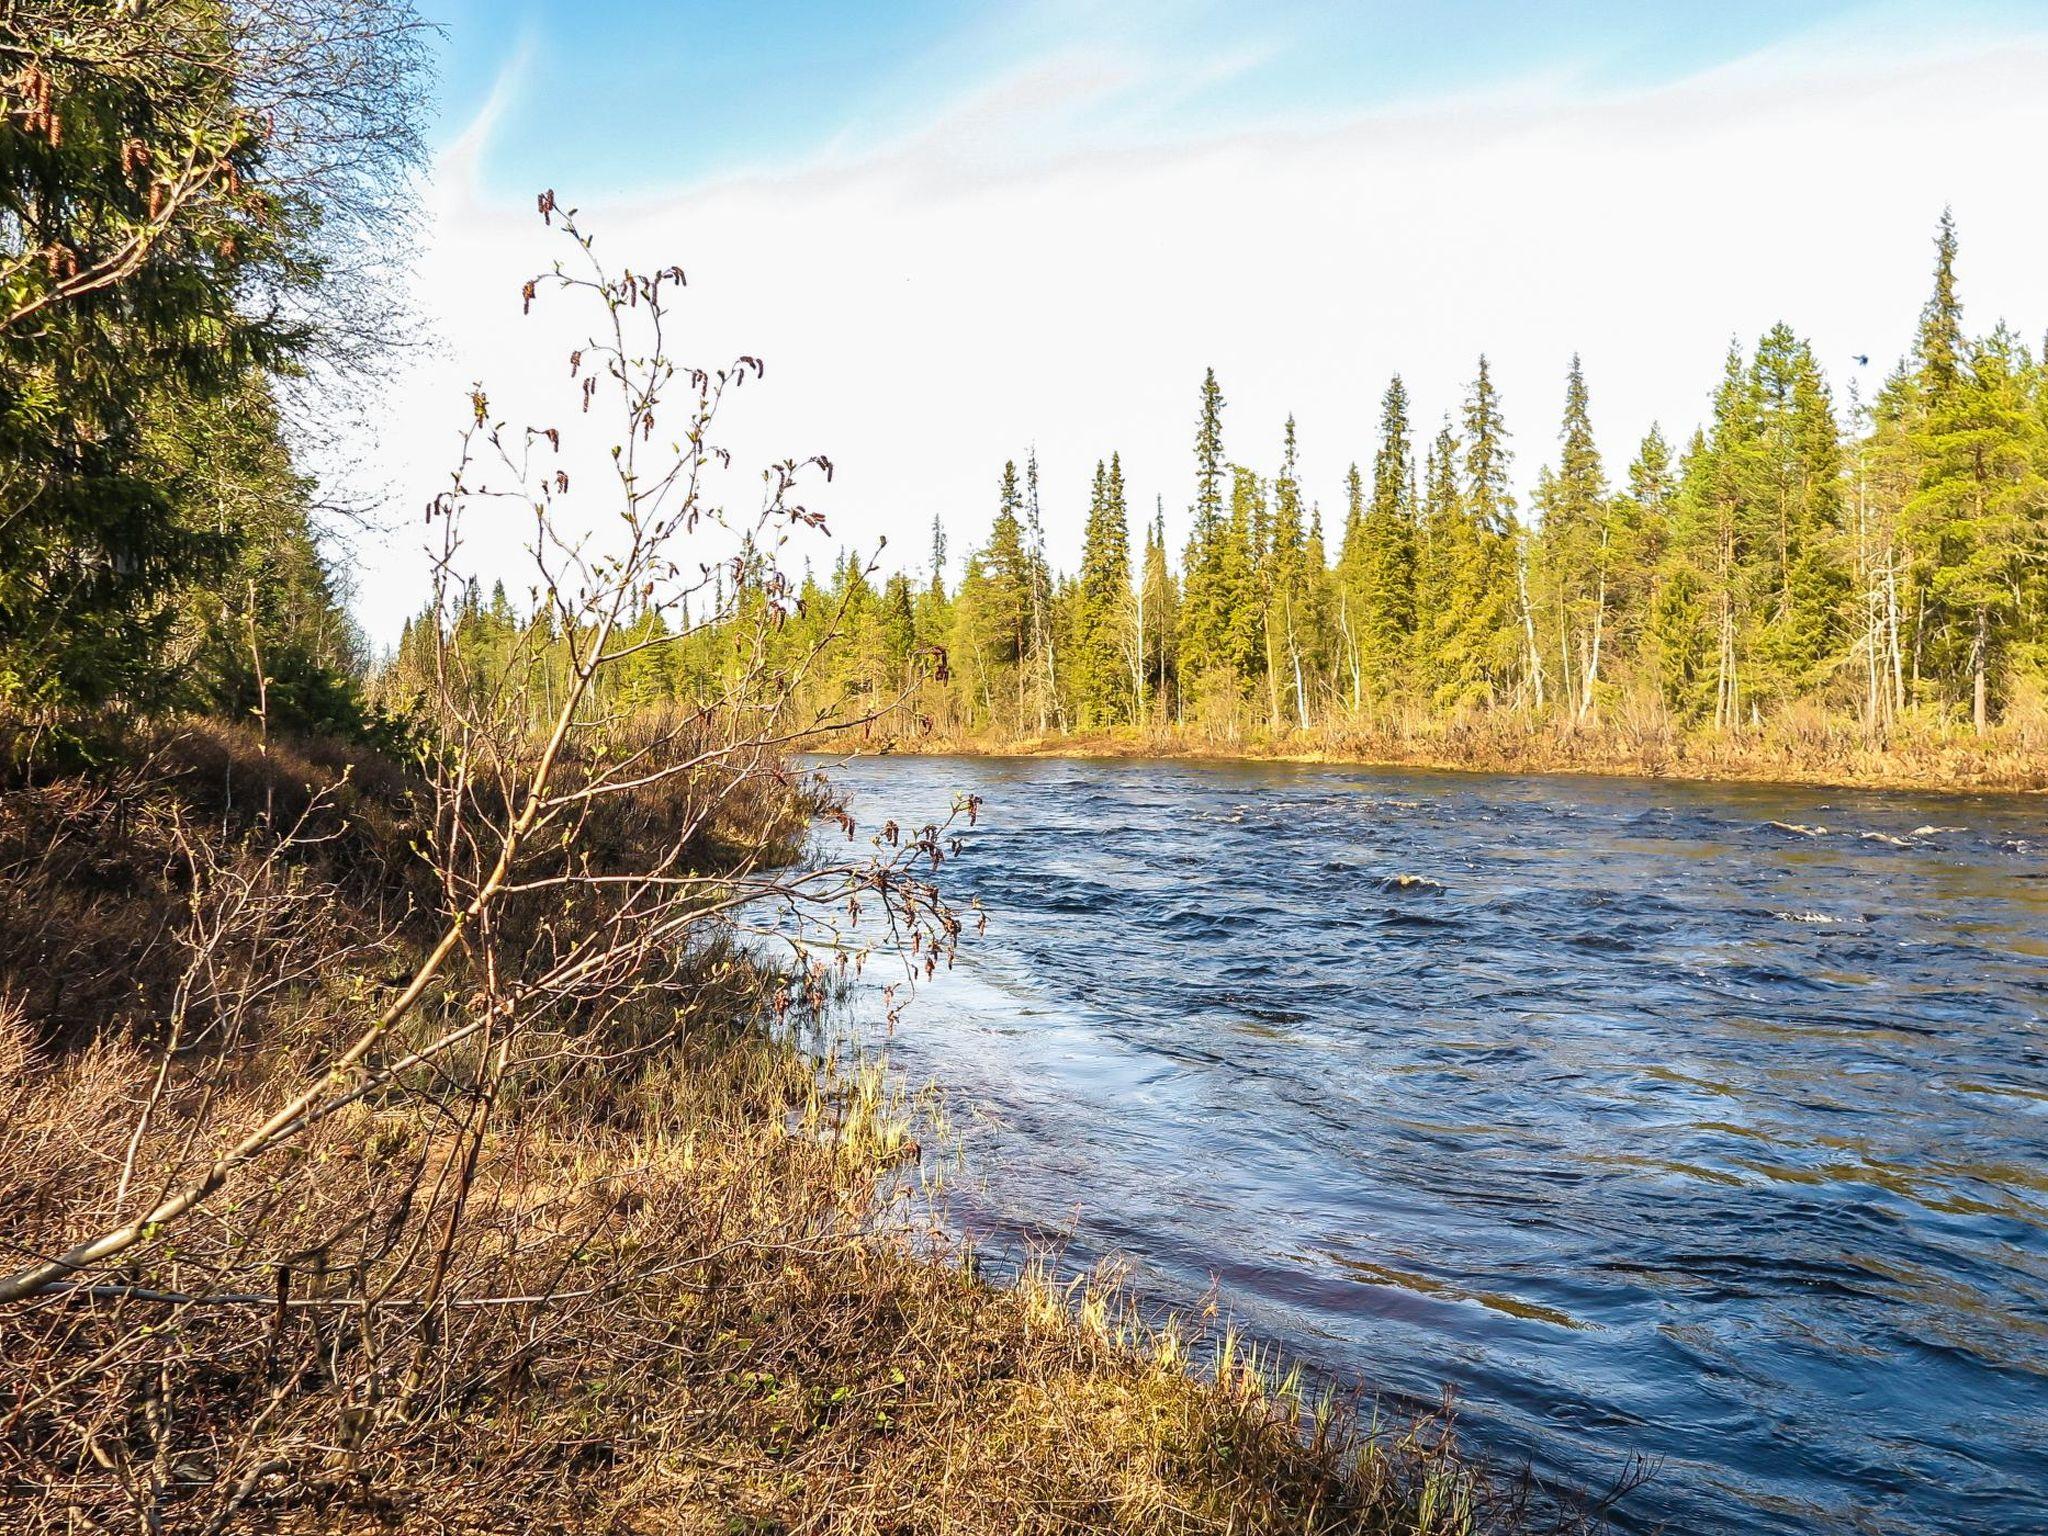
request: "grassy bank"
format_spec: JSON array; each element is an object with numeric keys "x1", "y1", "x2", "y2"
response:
[
  {"x1": 0, "y1": 723, "x2": 1580, "y2": 1535},
  {"x1": 884, "y1": 708, "x2": 2048, "y2": 794}
]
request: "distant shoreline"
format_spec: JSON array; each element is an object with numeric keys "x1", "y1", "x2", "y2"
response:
[{"x1": 855, "y1": 725, "x2": 2048, "y2": 797}]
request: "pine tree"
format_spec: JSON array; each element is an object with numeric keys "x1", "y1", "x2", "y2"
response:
[
  {"x1": 1916, "y1": 208, "x2": 1965, "y2": 404},
  {"x1": 1911, "y1": 326, "x2": 2047, "y2": 730},
  {"x1": 1138, "y1": 499, "x2": 1178, "y2": 718},
  {"x1": 1441, "y1": 357, "x2": 1520, "y2": 706},
  {"x1": 1349, "y1": 376, "x2": 1417, "y2": 704},
  {"x1": 1073, "y1": 454, "x2": 1134, "y2": 727},
  {"x1": 1267, "y1": 417, "x2": 1312, "y2": 726},
  {"x1": 1531, "y1": 355, "x2": 1609, "y2": 718},
  {"x1": 1411, "y1": 419, "x2": 1462, "y2": 706},
  {"x1": 1178, "y1": 369, "x2": 1236, "y2": 703}
]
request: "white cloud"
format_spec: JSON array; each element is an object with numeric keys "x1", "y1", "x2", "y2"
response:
[{"x1": 351, "y1": 20, "x2": 2048, "y2": 646}]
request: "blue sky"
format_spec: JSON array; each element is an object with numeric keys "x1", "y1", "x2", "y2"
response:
[
  {"x1": 416, "y1": 1, "x2": 2026, "y2": 195},
  {"x1": 354, "y1": 1, "x2": 2048, "y2": 644}
]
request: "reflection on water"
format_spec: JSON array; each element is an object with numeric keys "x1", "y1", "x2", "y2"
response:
[{"x1": 812, "y1": 754, "x2": 2048, "y2": 1536}]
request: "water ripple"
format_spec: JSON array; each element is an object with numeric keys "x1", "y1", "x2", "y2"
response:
[{"x1": 815, "y1": 755, "x2": 2048, "y2": 1536}]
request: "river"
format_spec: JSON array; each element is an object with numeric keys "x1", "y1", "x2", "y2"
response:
[{"x1": 811, "y1": 753, "x2": 2048, "y2": 1536}]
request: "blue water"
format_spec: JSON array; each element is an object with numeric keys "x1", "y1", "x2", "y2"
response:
[{"x1": 813, "y1": 754, "x2": 2048, "y2": 1536}]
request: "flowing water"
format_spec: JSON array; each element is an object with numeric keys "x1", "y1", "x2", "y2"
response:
[{"x1": 813, "y1": 754, "x2": 2048, "y2": 1536}]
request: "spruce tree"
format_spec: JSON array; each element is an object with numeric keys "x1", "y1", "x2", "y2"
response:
[
  {"x1": 1911, "y1": 326, "x2": 2047, "y2": 730},
  {"x1": 1443, "y1": 357, "x2": 1520, "y2": 705},
  {"x1": 1750, "y1": 326, "x2": 1848, "y2": 701},
  {"x1": 1138, "y1": 500, "x2": 1178, "y2": 718},
  {"x1": 1531, "y1": 355, "x2": 1609, "y2": 717},
  {"x1": 1267, "y1": 417, "x2": 1312, "y2": 726},
  {"x1": 1178, "y1": 369, "x2": 1234, "y2": 700},
  {"x1": 1074, "y1": 454, "x2": 1134, "y2": 727},
  {"x1": 974, "y1": 461, "x2": 1032, "y2": 727},
  {"x1": 1916, "y1": 209, "x2": 1965, "y2": 404},
  {"x1": 1023, "y1": 447, "x2": 1063, "y2": 729},
  {"x1": 1606, "y1": 424, "x2": 1674, "y2": 675},
  {"x1": 1334, "y1": 462, "x2": 1369, "y2": 710},
  {"x1": 1354, "y1": 376, "x2": 1417, "y2": 702},
  {"x1": 1412, "y1": 419, "x2": 1462, "y2": 705}
]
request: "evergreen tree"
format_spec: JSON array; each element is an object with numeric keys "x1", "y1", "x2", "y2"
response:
[
  {"x1": 968, "y1": 462, "x2": 1031, "y2": 727},
  {"x1": 1138, "y1": 500, "x2": 1178, "y2": 717},
  {"x1": 1442, "y1": 358, "x2": 1520, "y2": 705},
  {"x1": 1605, "y1": 424, "x2": 1673, "y2": 677},
  {"x1": 1750, "y1": 325, "x2": 1848, "y2": 701},
  {"x1": 1916, "y1": 208, "x2": 1965, "y2": 404},
  {"x1": 929, "y1": 514, "x2": 949, "y2": 598},
  {"x1": 1023, "y1": 447, "x2": 1063, "y2": 729},
  {"x1": 1179, "y1": 369, "x2": 1236, "y2": 702},
  {"x1": 1073, "y1": 454, "x2": 1134, "y2": 726},
  {"x1": 1350, "y1": 376, "x2": 1417, "y2": 703},
  {"x1": 1531, "y1": 355, "x2": 1609, "y2": 717},
  {"x1": 1266, "y1": 417, "x2": 1312, "y2": 726},
  {"x1": 1910, "y1": 325, "x2": 2047, "y2": 730},
  {"x1": 1411, "y1": 420, "x2": 1463, "y2": 705}
]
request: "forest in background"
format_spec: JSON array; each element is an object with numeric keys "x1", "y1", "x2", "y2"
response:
[{"x1": 398, "y1": 216, "x2": 2048, "y2": 783}]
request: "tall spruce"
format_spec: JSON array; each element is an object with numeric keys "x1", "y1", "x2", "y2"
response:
[
  {"x1": 1351, "y1": 375, "x2": 1417, "y2": 702},
  {"x1": 1446, "y1": 357, "x2": 1520, "y2": 705},
  {"x1": 1532, "y1": 355, "x2": 1609, "y2": 717},
  {"x1": 1074, "y1": 454, "x2": 1134, "y2": 726}
]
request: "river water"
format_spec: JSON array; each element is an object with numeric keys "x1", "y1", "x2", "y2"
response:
[{"x1": 812, "y1": 754, "x2": 2048, "y2": 1536}]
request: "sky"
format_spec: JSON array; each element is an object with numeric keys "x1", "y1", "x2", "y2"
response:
[{"x1": 348, "y1": 0, "x2": 2048, "y2": 646}]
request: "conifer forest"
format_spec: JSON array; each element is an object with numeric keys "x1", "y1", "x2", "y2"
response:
[{"x1": 396, "y1": 214, "x2": 2047, "y2": 777}]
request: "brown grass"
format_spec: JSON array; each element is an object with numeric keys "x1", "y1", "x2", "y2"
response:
[
  {"x1": 891, "y1": 701, "x2": 2048, "y2": 795},
  {"x1": 0, "y1": 733, "x2": 1589, "y2": 1536}
]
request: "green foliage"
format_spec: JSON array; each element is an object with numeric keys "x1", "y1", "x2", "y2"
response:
[
  {"x1": 1341, "y1": 378, "x2": 1416, "y2": 702},
  {"x1": 890, "y1": 218, "x2": 2044, "y2": 744},
  {"x1": 1072, "y1": 455, "x2": 1134, "y2": 726},
  {"x1": 381, "y1": 215, "x2": 2048, "y2": 752},
  {"x1": 0, "y1": 0, "x2": 427, "y2": 741}
]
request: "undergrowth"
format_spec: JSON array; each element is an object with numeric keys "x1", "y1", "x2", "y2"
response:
[{"x1": 0, "y1": 722, "x2": 1607, "y2": 1535}]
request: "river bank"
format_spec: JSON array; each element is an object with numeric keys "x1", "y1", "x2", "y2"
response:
[
  {"x1": 877, "y1": 713, "x2": 2048, "y2": 794},
  {"x1": 0, "y1": 722, "x2": 1552, "y2": 1536}
]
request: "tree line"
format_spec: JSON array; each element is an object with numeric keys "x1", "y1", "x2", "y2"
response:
[{"x1": 443, "y1": 213, "x2": 2037, "y2": 750}]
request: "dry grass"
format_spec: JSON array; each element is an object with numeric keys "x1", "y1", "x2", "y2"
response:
[
  {"x1": 896, "y1": 700, "x2": 2048, "y2": 794},
  {"x1": 0, "y1": 736, "x2": 1586, "y2": 1536}
]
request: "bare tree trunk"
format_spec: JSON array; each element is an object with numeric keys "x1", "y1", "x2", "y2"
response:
[
  {"x1": 1578, "y1": 528, "x2": 1608, "y2": 726},
  {"x1": 1263, "y1": 608, "x2": 1283, "y2": 728},
  {"x1": 1972, "y1": 606, "x2": 1989, "y2": 736},
  {"x1": 1579, "y1": 566, "x2": 1605, "y2": 727},
  {"x1": 1337, "y1": 594, "x2": 1361, "y2": 716},
  {"x1": 1285, "y1": 599, "x2": 1309, "y2": 732},
  {"x1": 1128, "y1": 587, "x2": 1147, "y2": 724},
  {"x1": 1886, "y1": 553, "x2": 1905, "y2": 720},
  {"x1": 1516, "y1": 550, "x2": 1545, "y2": 713}
]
